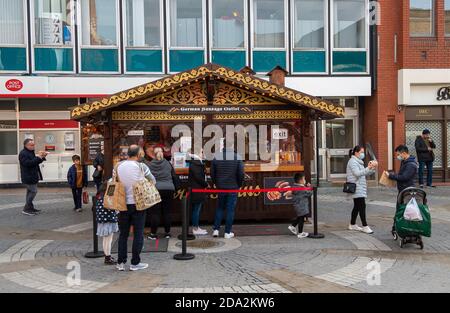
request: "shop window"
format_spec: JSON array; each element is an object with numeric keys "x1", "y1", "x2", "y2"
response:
[
  {"x1": 0, "y1": 100, "x2": 17, "y2": 111},
  {"x1": 410, "y1": 0, "x2": 435, "y2": 37},
  {"x1": 252, "y1": 0, "x2": 286, "y2": 72},
  {"x1": 168, "y1": 0, "x2": 204, "y2": 72},
  {"x1": 0, "y1": 0, "x2": 27, "y2": 71},
  {"x1": 125, "y1": 0, "x2": 162, "y2": 73},
  {"x1": 405, "y1": 121, "x2": 443, "y2": 168},
  {"x1": 211, "y1": 0, "x2": 246, "y2": 70},
  {"x1": 19, "y1": 98, "x2": 78, "y2": 111},
  {"x1": 80, "y1": 0, "x2": 119, "y2": 72},
  {"x1": 0, "y1": 131, "x2": 18, "y2": 155},
  {"x1": 33, "y1": 0, "x2": 75, "y2": 72},
  {"x1": 445, "y1": 0, "x2": 450, "y2": 36}
]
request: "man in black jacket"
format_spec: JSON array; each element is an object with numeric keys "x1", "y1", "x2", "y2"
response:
[
  {"x1": 210, "y1": 143, "x2": 245, "y2": 239},
  {"x1": 415, "y1": 129, "x2": 436, "y2": 188},
  {"x1": 386, "y1": 145, "x2": 418, "y2": 193},
  {"x1": 18, "y1": 139, "x2": 47, "y2": 216}
]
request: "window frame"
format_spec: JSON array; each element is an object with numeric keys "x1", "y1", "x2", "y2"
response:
[
  {"x1": 30, "y1": 0, "x2": 76, "y2": 74},
  {"x1": 122, "y1": 0, "x2": 165, "y2": 74},
  {"x1": 0, "y1": 0, "x2": 29, "y2": 74},
  {"x1": 290, "y1": 0, "x2": 329, "y2": 75},
  {"x1": 409, "y1": 0, "x2": 436, "y2": 38},
  {"x1": 167, "y1": 0, "x2": 207, "y2": 74},
  {"x1": 250, "y1": 0, "x2": 289, "y2": 74},
  {"x1": 330, "y1": 0, "x2": 369, "y2": 75},
  {"x1": 445, "y1": 0, "x2": 450, "y2": 37},
  {"x1": 209, "y1": 0, "x2": 249, "y2": 64},
  {"x1": 77, "y1": 0, "x2": 121, "y2": 74}
]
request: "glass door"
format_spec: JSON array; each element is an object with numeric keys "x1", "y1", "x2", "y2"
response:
[{"x1": 325, "y1": 118, "x2": 356, "y2": 179}]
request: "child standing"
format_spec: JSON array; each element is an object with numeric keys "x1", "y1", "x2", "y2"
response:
[
  {"x1": 287, "y1": 173, "x2": 313, "y2": 239},
  {"x1": 95, "y1": 183, "x2": 119, "y2": 265},
  {"x1": 67, "y1": 155, "x2": 88, "y2": 213}
]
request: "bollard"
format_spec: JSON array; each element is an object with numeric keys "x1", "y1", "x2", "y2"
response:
[
  {"x1": 85, "y1": 196, "x2": 104, "y2": 258},
  {"x1": 177, "y1": 188, "x2": 196, "y2": 241},
  {"x1": 174, "y1": 191, "x2": 195, "y2": 260},
  {"x1": 308, "y1": 187, "x2": 325, "y2": 239}
]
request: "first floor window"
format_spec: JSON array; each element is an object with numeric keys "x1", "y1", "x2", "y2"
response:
[
  {"x1": 80, "y1": 0, "x2": 117, "y2": 46},
  {"x1": 410, "y1": 0, "x2": 435, "y2": 37},
  {"x1": 293, "y1": 0, "x2": 325, "y2": 48},
  {"x1": 212, "y1": 0, "x2": 245, "y2": 48},
  {"x1": 333, "y1": 0, "x2": 366, "y2": 48},
  {"x1": 445, "y1": 0, "x2": 450, "y2": 36},
  {"x1": 0, "y1": 0, "x2": 24, "y2": 45},
  {"x1": 125, "y1": 0, "x2": 160, "y2": 47},
  {"x1": 170, "y1": 0, "x2": 203, "y2": 47},
  {"x1": 253, "y1": 0, "x2": 285, "y2": 48},
  {"x1": 34, "y1": 0, "x2": 73, "y2": 46}
]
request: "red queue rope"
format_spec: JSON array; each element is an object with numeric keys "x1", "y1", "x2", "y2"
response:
[{"x1": 191, "y1": 187, "x2": 313, "y2": 194}]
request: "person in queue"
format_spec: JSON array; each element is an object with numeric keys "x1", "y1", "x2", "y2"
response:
[
  {"x1": 146, "y1": 147, "x2": 180, "y2": 240},
  {"x1": 18, "y1": 139, "x2": 48, "y2": 216},
  {"x1": 286, "y1": 172, "x2": 313, "y2": 239},
  {"x1": 211, "y1": 141, "x2": 245, "y2": 239},
  {"x1": 93, "y1": 150, "x2": 105, "y2": 192},
  {"x1": 116, "y1": 145, "x2": 156, "y2": 271},
  {"x1": 346, "y1": 145, "x2": 378, "y2": 234},
  {"x1": 415, "y1": 129, "x2": 436, "y2": 188},
  {"x1": 188, "y1": 149, "x2": 209, "y2": 236}
]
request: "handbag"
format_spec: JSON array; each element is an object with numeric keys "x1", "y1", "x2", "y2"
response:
[
  {"x1": 133, "y1": 164, "x2": 162, "y2": 211},
  {"x1": 343, "y1": 182, "x2": 357, "y2": 194},
  {"x1": 82, "y1": 191, "x2": 89, "y2": 204},
  {"x1": 92, "y1": 169, "x2": 101, "y2": 179},
  {"x1": 104, "y1": 165, "x2": 127, "y2": 211}
]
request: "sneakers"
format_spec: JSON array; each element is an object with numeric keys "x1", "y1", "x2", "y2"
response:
[
  {"x1": 104, "y1": 256, "x2": 116, "y2": 265},
  {"x1": 224, "y1": 232, "x2": 235, "y2": 239},
  {"x1": 129, "y1": 263, "x2": 148, "y2": 271},
  {"x1": 116, "y1": 263, "x2": 126, "y2": 271},
  {"x1": 288, "y1": 225, "x2": 298, "y2": 235},
  {"x1": 148, "y1": 233, "x2": 158, "y2": 240},
  {"x1": 297, "y1": 232, "x2": 309, "y2": 239},
  {"x1": 348, "y1": 224, "x2": 363, "y2": 231},
  {"x1": 193, "y1": 228, "x2": 208, "y2": 236},
  {"x1": 212, "y1": 230, "x2": 219, "y2": 238},
  {"x1": 164, "y1": 233, "x2": 171, "y2": 239},
  {"x1": 361, "y1": 226, "x2": 374, "y2": 234},
  {"x1": 22, "y1": 209, "x2": 36, "y2": 216},
  {"x1": 75, "y1": 208, "x2": 83, "y2": 213},
  {"x1": 31, "y1": 208, "x2": 41, "y2": 214}
]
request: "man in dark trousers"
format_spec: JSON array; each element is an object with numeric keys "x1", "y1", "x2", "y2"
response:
[
  {"x1": 415, "y1": 129, "x2": 436, "y2": 188},
  {"x1": 384, "y1": 145, "x2": 418, "y2": 231},
  {"x1": 211, "y1": 141, "x2": 245, "y2": 239},
  {"x1": 18, "y1": 139, "x2": 47, "y2": 216}
]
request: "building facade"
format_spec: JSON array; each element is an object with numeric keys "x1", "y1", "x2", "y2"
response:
[
  {"x1": 367, "y1": 0, "x2": 450, "y2": 182},
  {"x1": 0, "y1": 0, "x2": 373, "y2": 183}
]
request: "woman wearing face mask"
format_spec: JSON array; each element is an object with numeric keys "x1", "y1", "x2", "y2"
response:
[{"x1": 346, "y1": 145, "x2": 378, "y2": 234}]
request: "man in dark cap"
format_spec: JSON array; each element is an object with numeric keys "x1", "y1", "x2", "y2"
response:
[{"x1": 414, "y1": 129, "x2": 436, "y2": 188}]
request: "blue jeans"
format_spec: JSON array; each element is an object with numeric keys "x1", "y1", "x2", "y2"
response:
[
  {"x1": 117, "y1": 205, "x2": 146, "y2": 266},
  {"x1": 418, "y1": 161, "x2": 433, "y2": 186},
  {"x1": 191, "y1": 202, "x2": 203, "y2": 227},
  {"x1": 213, "y1": 193, "x2": 238, "y2": 234}
]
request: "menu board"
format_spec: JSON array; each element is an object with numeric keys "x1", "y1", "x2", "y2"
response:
[
  {"x1": 263, "y1": 177, "x2": 295, "y2": 205},
  {"x1": 88, "y1": 138, "x2": 103, "y2": 161}
]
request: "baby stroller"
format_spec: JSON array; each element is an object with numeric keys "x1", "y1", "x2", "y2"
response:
[{"x1": 392, "y1": 187, "x2": 431, "y2": 249}]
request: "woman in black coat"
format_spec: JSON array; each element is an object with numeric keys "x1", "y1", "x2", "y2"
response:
[{"x1": 188, "y1": 152, "x2": 209, "y2": 236}]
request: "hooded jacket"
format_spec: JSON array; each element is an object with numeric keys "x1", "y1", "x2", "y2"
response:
[
  {"x1": 415, "y1": 135, "x2": 436, "y2": 162},
  {"x1": 146, "y1": 159, "x2": 176, "y2": 191},
  {"x1": 389, "y1": 156, "x2": 418, "y2": 192},
  {"x1": 187, "y1": 154, "x2": 208, "y2": 204}
]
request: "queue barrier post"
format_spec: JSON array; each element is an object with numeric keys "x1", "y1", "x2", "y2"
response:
[
  {"x1": 85, "y1": 196, "x2": 105, "y2": 258},
  {"x1": 177, "y1": 188, "x2": 196, "y2": 241},
  {"x1": 308, "y1": 187, "x2": 325, "y2": 239},
  {"x1": 174, "y1": 190, "x2": 195, "y2": 261}
]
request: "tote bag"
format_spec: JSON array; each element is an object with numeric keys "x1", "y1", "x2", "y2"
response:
[
  {"x1": 133, "y1": 164, "x2": 162, "y2": 211},
  {"x1": 104, "y1": 165, "x2": 127, "y2": 212}
]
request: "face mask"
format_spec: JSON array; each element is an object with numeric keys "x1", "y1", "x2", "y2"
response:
[
  {"x1": 397, "y1": 155, "x2": 404, "y2": 161},
  {"x1": 358, "y1": 153, "x2": 365, "y2": 160}
]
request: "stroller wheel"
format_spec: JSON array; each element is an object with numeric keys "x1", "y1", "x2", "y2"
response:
[
  {"x1": 392, "y1": 232, "x2": 398, "y2": 241},
  {"x1": 399, "y1": 239, "x2": 404, "y2": 248}
]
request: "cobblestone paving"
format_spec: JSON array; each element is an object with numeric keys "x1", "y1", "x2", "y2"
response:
[{"x1": 0, "y1": 186, "x2": 449, "y2": 293}]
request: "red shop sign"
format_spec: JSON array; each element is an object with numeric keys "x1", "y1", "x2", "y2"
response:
[
  {"x1": 5, "y1": 79, "x2": 24, "y2": 92},
  {"x1": 19, "y1": 120, "x2": 79, "y2": 129}
]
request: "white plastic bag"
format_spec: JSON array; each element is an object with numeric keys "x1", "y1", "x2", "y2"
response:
[{"x1": 403, "y1": 197, "x2": 423, "y2": 221}]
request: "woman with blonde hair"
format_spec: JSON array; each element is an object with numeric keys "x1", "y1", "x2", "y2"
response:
[{"x1": 146, "y1": 147, "x2": 180, "y2": 239}]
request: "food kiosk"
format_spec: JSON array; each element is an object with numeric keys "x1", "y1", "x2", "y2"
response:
[{"x1": 70, "y1": 63, "x2": 344, "y2": 221}]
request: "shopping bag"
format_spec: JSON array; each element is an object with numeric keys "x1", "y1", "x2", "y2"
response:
[
  {"x1": 133, "y1": 164, "x2": 161, "y2": 211},
  {"x1": 82, "y1": 191, "x2": 89, "y2": 204},
  {"x1": 103, "y1": 166, "x2": 127, "y2": 212},
  {"x1": 379, "y1": 171, "x2": 396, "y2": 188},
  {"x1": 403, "y1": 197, "x2": 423, "y2": 221},
  {"x1": 395, "y1": 203, "x2": 432, "y2": 237}
]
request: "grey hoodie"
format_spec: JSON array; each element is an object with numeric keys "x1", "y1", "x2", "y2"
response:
[{"x1": 147, "y1": 159, "x2": 175, "y2": 191}]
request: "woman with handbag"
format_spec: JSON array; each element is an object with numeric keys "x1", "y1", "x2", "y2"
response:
[
  {"x1": 346, "y1": 145, "x2": 378, "y2": 234},
  {"x1": 146, "y1": 147, "x2": 180, "y2": 240}
]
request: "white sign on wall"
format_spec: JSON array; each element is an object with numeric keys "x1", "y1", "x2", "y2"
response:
[{"x1": 272, "y1": 128, "x2": 288, "y2": 140}]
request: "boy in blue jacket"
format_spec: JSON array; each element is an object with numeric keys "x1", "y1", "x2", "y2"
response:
[{"x1": 67, "y1": 155, "x2": 88, "y2": 212}]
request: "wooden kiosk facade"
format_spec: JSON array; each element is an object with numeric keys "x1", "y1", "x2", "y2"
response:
[{"x1": 70, "y1": 63, "x2": 344, "y2": 222}]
